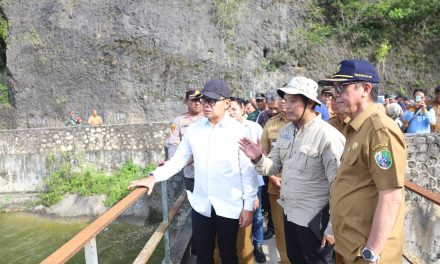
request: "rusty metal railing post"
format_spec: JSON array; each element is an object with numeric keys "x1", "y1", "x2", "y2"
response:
[{"x1": 161, "y1": 180, "x2": 171, "y2": 264}]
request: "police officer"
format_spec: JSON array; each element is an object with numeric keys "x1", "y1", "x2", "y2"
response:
[
  {"x1": 240, "y1": 76, "x2": 345, "y2": 264},
  {"x1": 165, "y1": 87, "x2": 203, "y2": 192},
  {"x1": 318, "y1": 59, "x2": 407, "y2": 264}
]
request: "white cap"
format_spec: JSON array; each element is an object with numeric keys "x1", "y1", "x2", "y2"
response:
[{"x1": 277, "y1": 76, "x2": 321, "y2": 106}]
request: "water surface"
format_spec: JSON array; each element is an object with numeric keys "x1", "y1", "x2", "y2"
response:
[{"x1": 0, "y1": 212, "x2": 164, "y2": 264}]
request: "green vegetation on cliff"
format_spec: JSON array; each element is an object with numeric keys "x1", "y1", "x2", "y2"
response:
[
  {"x1": 39, "y1": 151, "x2": 154, "y2": 207},
  {"x1": 0, "y1": 11, "x2": 9, "y2": 105},
  {"x1": 310, "y1": 0, "x2": 440, "y2": 56},
  {"x1": 316, "y1": 0, "x2": 440, "y2": 46}
]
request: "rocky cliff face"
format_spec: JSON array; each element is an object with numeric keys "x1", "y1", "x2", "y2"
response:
[{"x1": 0, "y1": 0, "x2": 439, "y2": 129}]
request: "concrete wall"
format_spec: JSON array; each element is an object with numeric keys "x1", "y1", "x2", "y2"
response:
[
  {"x1": 0, "y1": 123, "x2": 169, "y2": 193},
  {"x1": 404, "y1": 134, "x2": 440, "y2": 264}
]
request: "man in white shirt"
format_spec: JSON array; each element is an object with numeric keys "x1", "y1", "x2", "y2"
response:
[{"x1": 129, "y1": 79, "x2": 258, "y2": 264}]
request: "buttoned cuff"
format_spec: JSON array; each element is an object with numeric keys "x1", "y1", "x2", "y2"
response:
[
  {"x1": 244, "y1": 199, "x2": 254, "y2": 211},
  {"x1": 151, "y1": 168, "x2": 165, "y2": 182},
  {"x1": 324, "y1": 222, "x2": 333, "y2": 236},
  {"x1": 251, "y1": 154, "x2": 262, "y2": 164}
]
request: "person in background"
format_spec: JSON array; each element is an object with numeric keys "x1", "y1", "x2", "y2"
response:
[
  {"x1": 165, "y1": 87, "x2": 203, "y2": 256},
  {"x1": 128, "y1": 79, "x2": 258, "y2": 264},
  {"x1": 258, "y1": 89, "x2": 290, "y2": 263},
  {"x1": 402, "y1": 97, "x2": 413, "y2": 111},
  {"x1": 428, "y1": 85, "x2": 440, "y2": 132},
  {"x1": 402, "y1": 88, "x2": 436, "y2": 133},
  {"x1": 328, "y1": 95, "x2": 350, "y2": 136},
  {"x1": 245, "y1": 99, "x2": 259, "y2": 122},
  {"x1": 240, "y1": 76, "x2": 345, "y2": 264},
  {"x1": 257, "y1": 89, "x2": 285, "y2": 128},
  {"x1": 87, "y1": 109, "x2": 103, "y2": 126},
  {"x1": 65, "y1": 111, "x2": 82, "y2": 126},
  {"x1": 396, "y1": 94, "x2": 406, "y2": 109},
  {"x1": 319, "y1": 59, "x2": 407, "y2": 264},
  {"x1": 228, "y1": 97, "x2": 266, "y2": 263},
  {"x1": 384, "y1": 94, "x2": 390, "y2": 105},
  {"x1": 386, "y1": 103, "x2": 404, "y2": 130},
  {"x1": 389, "y1": 95, "x2": 397, "y2": 104},
  {"x1": 165, "y1": 87, "x2": 203, "y2": 192},
  {"x1": 315, "y1": 88, "x2": 333, "y2": 121},
  {"x1": 256, "y1": 92, "x2": 267, "y2": 112}
]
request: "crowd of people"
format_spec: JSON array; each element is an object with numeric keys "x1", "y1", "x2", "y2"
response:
[
  {"x1": 64, "y1": 109, "x2": 103, "y2": 126},
  {"x1": 127, "y1": 59, "x2": 438, "y2": 264},
  {"x1": 382, "y1": 88, "x2": 439, "y2": 133}
]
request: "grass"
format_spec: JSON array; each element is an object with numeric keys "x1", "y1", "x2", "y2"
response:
[
  {"x1": 0, "y1": 82, "x2": 9, "y2": 105},
  {"x1": 38, "y1": 151, "x2": 155, "y2": 207}
]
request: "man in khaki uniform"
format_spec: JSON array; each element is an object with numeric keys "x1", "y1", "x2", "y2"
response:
[
  {"x1": 240, "y1": 76, "x2": 345, "y2": 264},
  {"x1": 319, "y1": 59, "x2": 407, "y2": 264},
  {"x1": 260, "y1": 97, "x2": 290, "y2": 264},
  {"x1": 166, "y1": 87, "x2": 203, "y2": 192},
  {"x1": 328, "y1": 95, "x2": 350, "y2": 136}
]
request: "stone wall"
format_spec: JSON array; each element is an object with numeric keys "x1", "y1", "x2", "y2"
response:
[
  {"x1": 0, "y1": 122, "x2": 169, "y2": 193},
  {"x1": 404, "y1": 133, "x2": 440, "y2": 264}
]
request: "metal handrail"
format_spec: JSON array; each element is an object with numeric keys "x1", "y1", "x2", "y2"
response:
[
  {"x1": 133, "y1": 191, "x2": 187, "y2": 264},
  {"x1": 402, "y1": 179, "x2": 440, "y2": 264},
  {"x1": 41, "y1": 187, "x2": 148, "y2": 264},
  {"x1": 404, "y1": 179, "x2": 440, "y2": 206}
]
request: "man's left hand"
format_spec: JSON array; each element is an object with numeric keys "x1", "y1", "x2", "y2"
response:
[
  {"x1": 239, "y1": 209, "x2": 253, "y2": 227},
  {"x1": 321, "y1": 234, "x2": 335, "y2": 247},
  {"x1": 253, "y1": 196, "x2": 259, "y2": 211}
]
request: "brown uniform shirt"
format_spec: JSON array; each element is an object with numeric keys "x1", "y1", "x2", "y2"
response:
[
  {"x1": 428, "y1": 100, "x2": 440, "y2": 132},
  {"x1": 165, "y1": 112, "x2": 203, "y2": 178},
  {"x1": 328, "y1": 116, "x2": 350, "y2": 137},
  {"x1": 330, "y1": 103, "x2": 407, "y2": 263},
  {"x1": 260, "y1": 113, "x2": 289, "y2": 195}
]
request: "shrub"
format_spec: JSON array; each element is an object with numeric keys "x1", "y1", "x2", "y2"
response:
[{"x1": 39, "y1": 152, "x2": 154, "y2": 207}]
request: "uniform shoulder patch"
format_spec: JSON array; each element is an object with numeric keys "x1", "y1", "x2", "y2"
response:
[
  {"x1": 371, "y1": 143, "x2": 388, "y2": 152},
  {"x1": 170, "y1": 123, "x2": 177, "y2": 132},
  {"x1": 374, "y1": 149, "x2": 392, "y2": 170}
]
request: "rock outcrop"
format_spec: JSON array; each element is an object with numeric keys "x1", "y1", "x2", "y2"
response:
[{"x1": 0, "y1": 0, "x2": 439, "y2": 128}]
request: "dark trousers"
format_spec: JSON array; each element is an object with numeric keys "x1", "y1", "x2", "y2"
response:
[
  {"x1": 261, "y1": 177, "x2": 274, "y2": 230},
  {"x1": 192, "y1": 207, "x2": 239, "y2": 264},
  {"x1": 283, "y1": 215, "x2": 334, "y2": 264},
  {"x1": 185, "y1": 177, "x2": 195, "y2": 192}
]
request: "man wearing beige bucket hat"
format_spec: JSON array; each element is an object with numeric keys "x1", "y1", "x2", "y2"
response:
[{"x1": 239, "y1": 76, "x2": 345, "y2": 263}]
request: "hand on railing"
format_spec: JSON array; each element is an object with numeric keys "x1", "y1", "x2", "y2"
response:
[{"x1": 128, "y1": 176, "x2": 156, "y2": 195}]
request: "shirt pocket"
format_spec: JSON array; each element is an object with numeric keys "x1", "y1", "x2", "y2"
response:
[
  {"x1": 339, "y1": 148, "x2": 362, "y2": 185},
  {"x1": 277, "y1": 138, "x2": 292, "y2": 161},
  {"x1": 298, "y1": 145, "x2": 320, "y2": 173}
]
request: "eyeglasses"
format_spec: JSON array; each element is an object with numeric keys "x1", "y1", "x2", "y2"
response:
[
  {"x1": 200, "y1": 96, "x2": 226, "y2": 107},
  {"x1": 332, "y1": 82, "x2": 364, "y2": 94}
]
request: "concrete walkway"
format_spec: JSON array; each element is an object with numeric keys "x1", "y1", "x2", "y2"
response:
[{"x1": 182, "y1": 235, "x2": 279, "y2": 264}]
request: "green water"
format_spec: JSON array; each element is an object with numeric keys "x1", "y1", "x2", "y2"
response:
[{"x1": 0, "y1": 212, "x2": 164, "y2": 264}]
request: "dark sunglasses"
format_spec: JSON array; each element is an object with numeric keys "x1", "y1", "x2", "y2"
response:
[{"x1": 200, "y1": 96, "x2": 226, "y2": 107}]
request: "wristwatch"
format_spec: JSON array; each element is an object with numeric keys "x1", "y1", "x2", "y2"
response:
[{"x1": 362, "y1": 247, "x2": 380, "y2": 263}]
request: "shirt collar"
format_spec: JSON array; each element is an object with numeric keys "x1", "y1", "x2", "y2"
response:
[
  {"x1": 349, "y1": 103, "x2": 379, "y2": 131},
  {"x1": 293, "y1": 113, "x2": 321, "y2": 133},
  {"x1": 202, "y1": 114, "x2": 235, "y2": 128}
]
